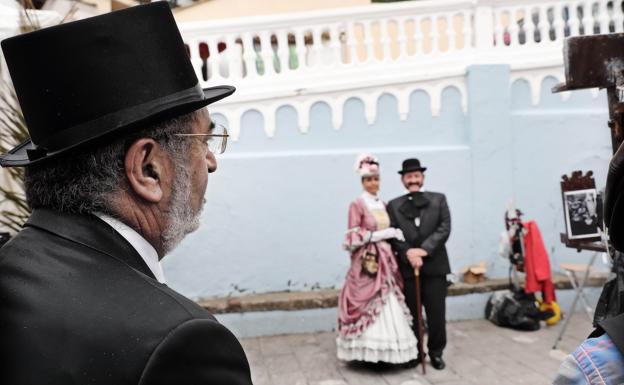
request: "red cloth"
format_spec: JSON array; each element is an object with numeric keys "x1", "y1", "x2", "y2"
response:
[{"x1": 523, "y1": 220, "x2": 556, "y2": 303}]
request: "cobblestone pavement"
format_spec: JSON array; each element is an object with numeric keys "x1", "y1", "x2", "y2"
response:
[{"x1": 240, "y1": 314, "x2": 593, "y2": 385}]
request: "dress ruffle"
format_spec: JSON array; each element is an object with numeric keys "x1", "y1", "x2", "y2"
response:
[{"x1": 337, "y1": 291, "x2": 417, "y2": 363}]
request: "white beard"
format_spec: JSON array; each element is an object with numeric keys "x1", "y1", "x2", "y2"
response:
[{"x1": 161, "y1": 160, "x2": 202, "y2": 255}]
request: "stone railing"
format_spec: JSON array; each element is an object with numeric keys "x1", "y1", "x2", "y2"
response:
[
  {"x1": 1, "y1": 1, "x2": 619, "y2": 136},
  {"x1": 197, "y1": 271, "x2": 608, "y2": 314},
  {"x1": 180, "y1": 0, "x2": 475, "y2": 84},
  {"x1": 181, "y1": 0, "x2": 622, "y2": 83},
  {"x1": 179, "y1": 0, "x2": 622, "y2": 133}
]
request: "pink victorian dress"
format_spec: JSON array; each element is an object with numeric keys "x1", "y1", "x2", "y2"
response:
[{"x1": 336, "y1": 192, "x2": 417, "y2": 363}]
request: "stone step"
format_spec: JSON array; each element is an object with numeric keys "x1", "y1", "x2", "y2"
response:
[{"x1": 197, "y1": 271, "x2": 608, "y2": 314}]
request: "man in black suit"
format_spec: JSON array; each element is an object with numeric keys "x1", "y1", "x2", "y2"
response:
[
  {"x1": 387, "y1": 159, "x2": 451, "y2": 370},
  {"x1": 0, "y1": 4, "x2": 252, "y2": 384}
]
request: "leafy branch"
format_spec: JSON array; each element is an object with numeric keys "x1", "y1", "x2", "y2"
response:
[{"x1": 0, "y1": 1, "x2": 78, "y2": 232}]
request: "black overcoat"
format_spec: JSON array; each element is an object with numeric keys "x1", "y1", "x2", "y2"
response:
[
  {"x1": 387, "y1": 191, "x2": 451, "y2": 279},
  {"x1": 0, "y1": 209, "x2": 252, "y2": 385}
]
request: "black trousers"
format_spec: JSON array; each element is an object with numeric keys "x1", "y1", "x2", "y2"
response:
[{"x1": 403, "y1": 275, "x2": 447, "y2": 358}]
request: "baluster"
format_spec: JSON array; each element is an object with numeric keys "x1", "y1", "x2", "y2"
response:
[
  {"x1": 259, "y1": 31, "x2": 275, "y2": 76},
  {"x1": 598, "y1": 1, "x2": 611, "y2": 33},
  {"x1": 494, "y1": 10, "x2": 505, "y2": 46},
  {"x1": 474, "y1": 4, "x2": 494, "y2": 49},
  {"x1": 445, "y1": 14, "x2": 455, "y2": 52},
  {"x1": 552, "y1": 4, "x2": 566, "y2": 41},
  {"x1": 223, "y1": 35, "x2": 236, "y2": 79},
  {"x1": 362, "y1": 20, "x2": 375, "y2": 62},
  {"x1": 414, "y1": 16, "x2": 424, "y2": 54},
  {"x1": 613, "y1": 0, "x2": 624, "y2": 32},
  {"x1": 360, "y1": 20, "x2": 374, "y2": 62},
  {"x1": 328, "y1": 24, "x2": 342, "y2": 66},
  {"x1": 275, "y1": 30, "x2": 289, "y2": 74},
  {"x1": 379, "y1": 18, "x2": 391, "y2": 61},
  {"x1": 462, "y1": 10, "x2": 473, "y2": 50},
  {"x1": 508, "y1": 9, "x2": 520, "y2": 47},
  {"x1": 310, "y1": 27, "x2": 323, "y2": 67},
  {"x1": 580, "y1": 1, "x2": 593, "y2": 35},
  {"x1": 241, "y1": 32, "x2": 258, "y2": 78},
  {"x1": 344, "y1": 21, "x2": 358, "y2": 65},
  {"x1": 430, "y1": 15, "x2": 440, "y2": 54},
  {"x1": 568, "y1": 4, "x2": 581, "y2": 36},
  {"x1": 537, "y1": 6, "x2": 550, "y2": 43},
  {"x1": 294, "y1": 28, "x2": 306, "y2": 70},
  {"x1": 523, "y1": 6, "x2": 536, "y2": 45},
  {"x1": 207, "y1": 38, "x2": 220, "y2": 80},
  {"x1": 396, "y1": 17, "x2": 408, "y2": 60}
]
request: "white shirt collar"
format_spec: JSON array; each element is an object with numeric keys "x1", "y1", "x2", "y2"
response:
[
  {"x1": 361, "y1": 191, "x2": 384, "y2": 209},
  {"x1": 95, "y1": 213, "x2": 166, "y2": 284},
  {"x1": 405, "y1": 187, "x2": 426, "y2": 194}
]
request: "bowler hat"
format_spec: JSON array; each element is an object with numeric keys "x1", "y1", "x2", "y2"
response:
[
  {"x1": 398, "y1": 158, "x2": 426, "y2": 175},
  {"x1": 0, "y1": 2, "x2": 234, "y2": 167}
]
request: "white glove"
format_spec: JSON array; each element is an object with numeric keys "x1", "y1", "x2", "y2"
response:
[
  {"x1": 394, "y1": 228, "x2": 405, "y2": 242},
  {"x1": 371, "y1": 228, "x2": 404, "y2": 242}
]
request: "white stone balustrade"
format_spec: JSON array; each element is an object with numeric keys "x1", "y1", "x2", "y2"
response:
[
  {"x1": 1, "y1": 1, "x2": 619, "y2": 138},
  {"x1": 178, "y1": 0, "x2": 622, "y2": 138}
]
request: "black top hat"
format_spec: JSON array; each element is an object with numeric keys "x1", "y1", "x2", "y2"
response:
[
  {"x1": 398, "y1": 158, "x2": 426, "y2": 175},
  {"x1": 0, "y1": 2, "x2": 234, "y2": 167}
]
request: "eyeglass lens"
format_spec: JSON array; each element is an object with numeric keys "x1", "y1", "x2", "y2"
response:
[{"x1": 209, "y1": 124, "x2": 227, "y2": 155}]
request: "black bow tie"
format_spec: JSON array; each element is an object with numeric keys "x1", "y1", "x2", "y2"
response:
[{"x1": 408, "y1": 192, "x2": 430, "y2": 208}]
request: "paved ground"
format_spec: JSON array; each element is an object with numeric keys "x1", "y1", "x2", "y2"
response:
[{"x1": 240, "y1": 314, "x2": 593, "y2": 385}]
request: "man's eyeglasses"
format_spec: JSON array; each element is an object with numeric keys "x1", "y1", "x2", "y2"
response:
[{"x1": 174, "y1": 122, "x2": 229, "y2": 155}]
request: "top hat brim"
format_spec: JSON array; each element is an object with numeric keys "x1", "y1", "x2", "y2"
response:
[
  {"x1": 551, "y1": 82, "x2": 593, "y2": 93},
  {"x1": 398, "y1": 166, "x2": 427, "y2": 175},
  {"x1": 0, "y1": 85, "x2": 235, "y2": 167}
]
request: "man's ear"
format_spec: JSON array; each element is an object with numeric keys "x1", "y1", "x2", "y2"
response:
[{"x1": 124, "y1": 138, "x2": 167, "y2": 203}]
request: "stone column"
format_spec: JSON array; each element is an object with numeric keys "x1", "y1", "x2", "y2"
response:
[{"x1": 467, "y1": 64, "x2": 514, "y2": 269}]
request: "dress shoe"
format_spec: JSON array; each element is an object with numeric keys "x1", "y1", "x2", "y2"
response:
[{"x1": 431, "y1": 356, "x2": 446, "y2": 370}]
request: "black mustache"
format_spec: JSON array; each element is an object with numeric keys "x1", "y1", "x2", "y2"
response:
[{"x1": 408, "y1": 182, "x2": 421, "y2": 187}]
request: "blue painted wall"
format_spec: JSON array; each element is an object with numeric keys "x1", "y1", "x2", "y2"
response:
[{"x1": 163, "y1": 65, "x2": 612, "y2": 301}]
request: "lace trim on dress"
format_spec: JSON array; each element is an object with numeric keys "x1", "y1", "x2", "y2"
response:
[
  {"x1": 337, "y1": 291, "x2": 418, "y2": 363},
  {"x1": 336, "y1": 343, "x2": 418, "y2": 364}
]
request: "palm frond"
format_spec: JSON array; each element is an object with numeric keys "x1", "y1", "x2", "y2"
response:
[{"x1": 0, "y1": 1, "x2": 79, "y2": 233}]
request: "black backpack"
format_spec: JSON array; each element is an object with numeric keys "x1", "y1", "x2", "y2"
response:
[{"x1": 485, "y1": 289, "x2": 541, "y2": 331}]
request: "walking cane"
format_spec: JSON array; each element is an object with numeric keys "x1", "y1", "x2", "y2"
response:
[{"x1": 415, "y1": 267, "x2": 426, "y2": 375}]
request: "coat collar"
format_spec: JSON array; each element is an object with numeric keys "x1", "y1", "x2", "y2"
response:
[
  {"x1": 24, "y1": 208, "x2": 156, "y2": 280},
  {"x1": 598, "y1": 313, "x2": 624, "y2": 355}
]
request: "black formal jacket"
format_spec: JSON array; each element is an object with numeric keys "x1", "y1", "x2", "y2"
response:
[
  {"x1": 0, "y1": 209, "x2": 252, "y2": 385},
  {"x1": 387, "y1": 192, "x2": 451, "y2": 279}
]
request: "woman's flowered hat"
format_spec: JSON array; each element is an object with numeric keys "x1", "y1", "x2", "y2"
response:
[{"x1": 354, "y1": 154, "x2": 380, "y2": 178}]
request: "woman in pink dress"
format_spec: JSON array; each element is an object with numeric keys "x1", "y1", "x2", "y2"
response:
[{"x1": 336, "y1": 154, "x2": 417, "y2": 364}]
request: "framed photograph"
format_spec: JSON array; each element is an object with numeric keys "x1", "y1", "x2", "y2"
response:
[{"x1": 563, "y1": 188, "x2": 600, "y2": 240}]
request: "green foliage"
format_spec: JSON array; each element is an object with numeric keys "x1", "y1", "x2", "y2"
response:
[
  {"x1": 0, "y1": 0, "x2": 76, "y2": 232},
  {"x1": 0, "y1": 83, "x2": 30, "y2": 232},
  {"x1": 0, "y1": 1, "x2": 79, "y2": 233}
]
